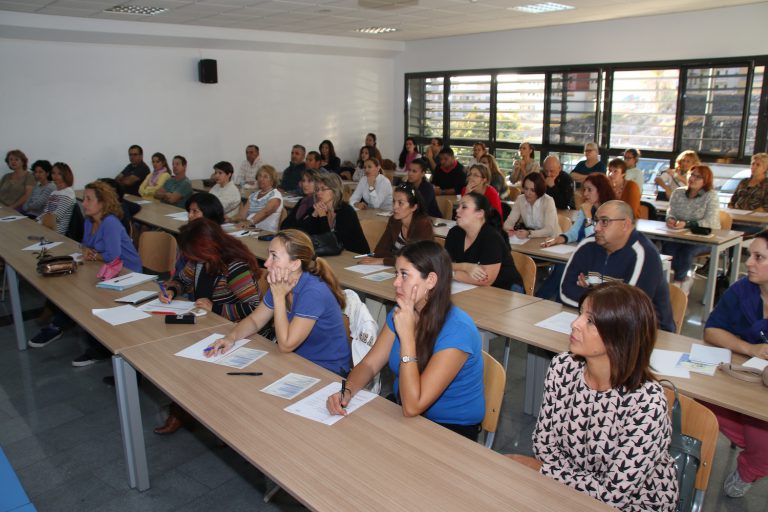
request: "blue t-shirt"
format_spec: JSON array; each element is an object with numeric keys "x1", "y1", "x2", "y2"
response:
[
  {"x1": 571, "y1": 159, "x2": 607, "y2": 176},
  {"x1": 705, "y1": 277, "x2": 768, "y2": 345},
  {"x1": 387, "y1": 305, "x2": 485, "y2": 425},
  {"x1": 264, "y1": 272, "x2": 351, "y2": 374},
  {"x1": 82, "y1": 214, "x2": 142, "y2": 272}
]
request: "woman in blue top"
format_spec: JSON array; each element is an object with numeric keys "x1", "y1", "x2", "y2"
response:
[
  {"x1": 327, "y1": 240, "x2": 485, "y2": 440},
  {"x1": 208, "y1": 229, "x2": 350, "y2": 375}
]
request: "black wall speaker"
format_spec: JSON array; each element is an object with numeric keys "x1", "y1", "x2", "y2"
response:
[{"x1": 198, "y1": 59, "x2": 218, "y2": 84}]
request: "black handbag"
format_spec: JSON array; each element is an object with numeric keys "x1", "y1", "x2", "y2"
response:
[
  {"x1": 310, "y1": 231, "x2": 343, "y2": 256},
  {"x1": 660, "y1": 380, "x2": 702, "y2": 512}
]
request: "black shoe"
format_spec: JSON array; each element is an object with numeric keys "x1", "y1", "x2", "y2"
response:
[{"x1": 28, "y1": 326, "x2": 63, "y2": 348}]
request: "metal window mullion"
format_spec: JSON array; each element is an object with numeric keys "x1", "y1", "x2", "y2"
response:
[
  {"x1": 444, "y1": 75, "x2": 451, "y2": 143},
  {"x1": 600, "y1": 69, "x2": 613, "y2": 158},
  {"x1": 738, "y1": 64, "x2": 756, "y2": 159},
  {"x1": 489, "y1": 74, "x2": 498, "y2": 150},
  {"x1": 672, "y1": 68, "x2": 688, "y2": 162}
]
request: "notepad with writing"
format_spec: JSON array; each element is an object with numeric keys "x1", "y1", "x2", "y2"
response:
[
  {"x1": 96, "y1": 272, "x2": 157, "y2": 291},
  {"x1": 284, "y1": 382, "x2": 377, "y2": 425}
]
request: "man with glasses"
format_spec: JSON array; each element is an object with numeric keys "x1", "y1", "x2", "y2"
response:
[
  {"x1": 560, "y1": 200, "x2": 675, "y2": 332},
  {"x1": 115, "y1": 144, "x2": 150, "y2": 196}
]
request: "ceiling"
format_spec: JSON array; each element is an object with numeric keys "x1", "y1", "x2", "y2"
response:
[{"x1": 0, "y1": 0, "x2": 764, "y2": 41}]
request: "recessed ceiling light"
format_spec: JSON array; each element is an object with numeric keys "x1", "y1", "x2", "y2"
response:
[
  {"x1": 510, "y1": 2, "x2": 574, "y2": 14},
  {"x1": 104, "y1": 5, "x2": 169, "y2": 16},
  {"x1": 353, "y1": 26, "x2": 398, "y2": 34}
]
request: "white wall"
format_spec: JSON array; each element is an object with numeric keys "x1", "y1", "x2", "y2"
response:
[
  {"x1": 0, "y1": 37, "x2": 395, "y2": 186},
  {"x1": 391, "y1": 2, "x2": 768, "y2": 145}
]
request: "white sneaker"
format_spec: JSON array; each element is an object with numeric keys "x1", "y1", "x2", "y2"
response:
[{"x1": 724, "y1": 469, "x2": 752, "y2": 498}]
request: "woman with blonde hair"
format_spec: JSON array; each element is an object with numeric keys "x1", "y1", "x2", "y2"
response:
[
  {"x1": 238, "y1": 165, "x2": 283, "y2": 232},
  {"x1": 1, "y1": 149, "x2": 34, "y2": 209},
  {"x1": 655, "y1": 150, "x2": 699, "y2": 200},
  {"x1": 729, "y1": 152, "x2": 768, "y2": 211},
  {"x1": 479, "y1": 153, "x2": 510, "y2": 199},
  {"x1": 207, "y1": 229, "x2": 351, "y2": 375}
]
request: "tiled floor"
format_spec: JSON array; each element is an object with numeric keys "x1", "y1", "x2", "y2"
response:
[{"x1": 0, "y1": 276, "x2": 765, "y2": 511}]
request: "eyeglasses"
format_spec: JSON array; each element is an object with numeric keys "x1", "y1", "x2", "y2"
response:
[
  {"x1": 315, "y1": 186, "x2": 331, "y2": 193},
  {"x1": 595, "y1": 217, "x2": 626, "y2": 227},
  {"x1": 689, "y1": 174, "x2": 703, "y2": 180}
]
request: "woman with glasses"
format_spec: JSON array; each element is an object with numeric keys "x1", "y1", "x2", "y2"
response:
[
  {"x1": 461, "y1": 163, "x2": 502, "y2": 218},
  {"x1": 358, "y1": 183, "x2": 433, "y2": 266},
  {"x1": 661, "y1": 164, "x2": 720, "y2": 294},
  {"x1": 570, "y1": 142, "x2": 606, "y2": 184},
  {"x1": 503, "y1": 172, "x2": 560, "y2": 240},
  {"x1": 300, "y1": 172, "x2": 369, "y2": 255}
]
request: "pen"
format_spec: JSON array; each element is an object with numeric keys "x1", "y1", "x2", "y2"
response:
[
  {"x1": 111, "y1": 274, "x2": 133, "y2": 283},
  {"x1": 760, "y1": 331, "x2": 768, "y2": 344},
  {"x1": 353, "y1": 253, "x2": 374, "y2": 259},
  {"x1": 340, "y1": 379, "x2": 347, "y2": 407},
  {"x1": 158, "y1": 281, "x2": 168, "y2": 300},
  {"x1": 227, "y1": 372, "x2": 263, "y2": 376}
]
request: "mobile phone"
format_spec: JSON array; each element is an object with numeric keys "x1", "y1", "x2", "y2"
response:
[{"x1": 257, "y1": 234, "x2": 276, "y2": 241}]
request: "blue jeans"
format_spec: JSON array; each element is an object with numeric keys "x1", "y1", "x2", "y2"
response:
[
  {"x1": 535, "y1": 264, "x2": 565, "y2": 301},
  {"x1": 661, "y1": 241, "x2": 709, "y2": 282}
]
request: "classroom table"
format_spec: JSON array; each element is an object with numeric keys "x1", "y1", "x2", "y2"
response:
[
  {"x1": 646, "y1": 199, "x2": 768, "y2": 227},
  {"x1": 114, "y1": 326, "x2": 612, "y2": 510}
]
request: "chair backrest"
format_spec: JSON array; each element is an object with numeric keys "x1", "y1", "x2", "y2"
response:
[
  {"x1": 638, "y1": 204, "x2": 650, "y2": 220},
  {"x1": 435, "y1": 196, "x2": 455, "y2": 220},
  {"x1": 481, "y1": 351, "x2": 506, "y2": 449},
  {"x1": 138, "y1": 231, "x2": 178, "y2": 275},
  {"x1": 256, "y1": 268, "x2": 269, "y2": 300},
  {"x1": 510, "y1": 251, "x2": 536, "y2": 296},
  {"x1": 668, "y1": 283, "x2": 688, "y2": 334},
  {"x1": 557, "y1": 214, "x2": 572, "y2": 233},
  {"x1": 507, "y1": 186, "x2": 520, "y2": 202},
  {"x1": 40, "y1": 212, "x2": 56, "y2": 231},
  {"x1": 573, "y1": 188, "x2": 583, "y2": 209},
  {"x1": 66, "y1": 203, "x2": 85, "y2": 243},
  {"x1": 662, "y1": 388, "x2": 719, "y2": 492},
  {"x1": 279, "y1": 207, "x2": 288, "y2": 226},
  {"x1": 359, "y1": 218, "x2": 387, "y2": 252},
  {"x1": 719, "y1": 210, "x2": 733, "y2": 230},
  {"x1": 640, "y1": 200, "x2": 657, "y2": 221}
]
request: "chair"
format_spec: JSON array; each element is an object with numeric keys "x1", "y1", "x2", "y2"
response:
[
  {"x1": 39, "y1": 212, "x2": 56, "y2": 231},
  {"x1": 481, "y1": 351, "x2": 506, "y2": 449},
  {"x1": 279, "y1": 206, "x2": 288, "y2": 226},
  {"x1": 640, "y1": 200, "x2": 658, "y2": 220},
  {"x1": 638, "y1": 204, "x2": 650, "y2": 220},
  {"x1": 507, "y1": 186, "x2": 520, "y2": 202},
  {"x1": 359, "y1": 219, "x2": 387, "y2": 253},
  {"x1": 719, "y1": 210, "x2": 733, "y2": 230},
  {"x1": 557, "y1": 214, "x2": 572, "y2": 234},
  {"x1": 662, "y1": 388, "x2": 719, "y2": 512},
  {"x1": 435, "y1": 196, "x2": 455, "y2": 220},
  {"x1": 138, "y1": 231, "x2": 177, "y2": 276},
  {"x1": 511, "y1": 252, "x2": 536, "y2": 296},
  {"x1": 668, "y1": 283, "x2": 688, "y2": 334}
]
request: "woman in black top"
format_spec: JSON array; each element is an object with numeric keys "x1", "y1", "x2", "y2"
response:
[
  {"x1": 445, "y1": 192, "x2": 522, "y2": 291},
  {"x1": 299, "y1": 172, "x2": 370, "y2": 255},
  {"x1": 319, "y1": 140, "x2": 341, "y2": 175}
]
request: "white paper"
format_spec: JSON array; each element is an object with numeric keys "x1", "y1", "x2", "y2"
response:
[
  {"x1": 22, "y1": 241, "x2": 63, "y2": 251},
  {"x1": 689, "y1": 344, "x2": 731, "y2": 365},
  {"x1": 749, "y1": 211, "x2": 768, "y2": 218},
  {"x1": 96, "y1": 272, "x2": 157, "y2": 290},
  {"x1": 261, "y1": 373, "x2": 320, "y2": 400},
  {"x1": 650, "y1": 349, "x2": 691, "y2": 378},
  {"x1": 0, "y1": 215, "x2": 26, "y2": 222},
  {"x1": 743, "y1": 357, "x2": 768, "y2": 371},
  {"x1": 138, "y1": 299, "x2": 195, "y2": 315},
  {"x1": 284, "y1": 382, "x2": 377, "y2": 425},
  {"x1": 508, "y1": 236, "x2": 528, "y2": 245},
  {"x1": 166, "y1": 212, "x2": 189, "y2": 221},
  {"x1": 376, "y1": 212, "x2": 393, "y2": 217},
  {"x1": 92, "y1": 305, "x2": 151, "y2": 326},
  {"x1": 451, "y1": 281, "x2": 477, "y2": 295},
  {"x1": 345, "y1": 264, "x2": 392, "y2": 275},
  {"x1": 216, "y1": 347, "x2": 268, "y2": 369},
  {"x1": 133, "y1": 200, "x2": 152, "y2": 205},
  {"x1": 228, "y1": 229, "x2": 259, "y2": 238},
  {"x1": 724, "y1": 209, "x2": 752, "y2": 215},
  {"x1": 221, "y1": 223, "x2": 237, "y2": 230},
  {"x1": 362, "y1": 271, "x2": 396, "y2": 282},
  {"x1": 174, "y1": 333, "x2": 250, "y2": 363},
  {"x1": 69, "y1": 252, "x2": 83, "y2": 263},
  {"x1": 534, "y1": 311, "x2": 577, "y2": 335},
  {"x1": 540, "y1": 244, "x2": 577, "y2": 255},
  {"x1": 115, "y1": 290, "x2": 158, "y2": 304}
]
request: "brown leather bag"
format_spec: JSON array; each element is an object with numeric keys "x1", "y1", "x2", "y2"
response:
[
  {"x1": 718, "y1": 363, "x2": 768, "y2": 388},
  {"x1": 37, "y1": 255, "x2": 78, "y2": 276}
]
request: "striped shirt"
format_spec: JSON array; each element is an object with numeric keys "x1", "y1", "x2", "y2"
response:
[{"x1": 39, "y1": 187, "x2": 76, "y2": 234}]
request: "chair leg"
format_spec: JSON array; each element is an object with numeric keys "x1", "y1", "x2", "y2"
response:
[
  {"x1": 690, "y1": 490, "x2": 704, "y2": 512},
  {"x1": 484, "y1": 431, "x2": 496, "y2": 450},
  {"x1": 502, "y1": 338, "x2": 511, "y2": 372},
  {"x1": 263, "y1": 479, "x2": 282, "y2": 503}
]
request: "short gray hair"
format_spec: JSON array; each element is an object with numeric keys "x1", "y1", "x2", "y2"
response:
[
  {"x1": 584, "y1": 142, "x2": 599, "y2": 153},
  {"x1": 600, "y1": 200, "x2": 635, "y2": 224}
]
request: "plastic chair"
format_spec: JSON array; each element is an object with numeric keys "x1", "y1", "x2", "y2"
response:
[
  {"x1": 359, "y1": 218, "x2": 387, "y2": 253},
  {"x1": 511, "y1": 252, "x2": 536, "y2": 296},
  {"x1": 138, "y1": 231, "x2": 177, "y2": 275},
  {"x1": 481, "y1": 351, "x2": 506, "y2": 449},
  {"x1": 662, "y1": 388, "x2": 719, "y2": 512},
  {"x1": 435, "y1": 196, "x2": 455, "y2": 220},
  {"x1": 668, "y1": 283, "x2": 688, "y2": 334},
  {"x1": 557, "y1": 214, "x2": 572, "y2": 233}
]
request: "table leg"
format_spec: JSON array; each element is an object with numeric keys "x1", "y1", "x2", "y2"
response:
[
  {"x1": 728, "y1": 240, "x2": 741, "y2": 290},
  {"x1": 702, "y1": 245, "x2": 718, "y2": 318},
  {"x1": 113, "y1": 355, "x2": 150, "y2": 491},
  {"x1": 524, "y1": 346, "x2": 551, "y2": 416},
  {"x1": 5, "y1": 264, "x2": 26, "y2": 351}
]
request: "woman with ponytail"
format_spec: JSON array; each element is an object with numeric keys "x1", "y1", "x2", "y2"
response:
[
  {"x1": 326, "y1": 241, "x2": 485, "y2": 440},
  {"x1": 207, "y1": 229, "x2": 351, "y2": 375}
]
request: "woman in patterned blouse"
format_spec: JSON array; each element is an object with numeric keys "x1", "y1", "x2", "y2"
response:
[
  {"x1": 729, "y1": 153, "x2": 768, "y2": 211},
  {"x1": 526, "y1": 282, "x2": 678, "y2": 511}
]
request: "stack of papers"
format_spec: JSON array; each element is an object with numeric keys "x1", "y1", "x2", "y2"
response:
[
  {"x1": 285, "y1": 382, "x2": 377, "y2": 425},
  {"x1": 345, "y1": 264, "x2": 392, "y2": 275},
  {"x1": 115, "y1": 290, "x2": 158, "y2": 304},
  {"x1": 650, "y1": 349, "x2": 690, "y2": 378},
  {"x1": 262, "y1": 373, "x2": 320, "y2": 400},
  {"x1": 92, "y1": 305, "x2": 151, "y2": 326},
  {"x1": 650, "y1": 344, "x2": 732, "y2": 378},
  {"x1": 362, "y1": 271, "x2": 396, "y2": 282},
  {"x1": 138, "y1": 299, "x2": 195, "y2": 315},
  {"x1": 540, "y1": 245, "x2": 577, "y2": 255},
  {"x1": 744, "y1": 357, "x2": 768, "y2": 371},
  {"x1": 96, "y1": 272, "x2": 157, "y2": 291}
]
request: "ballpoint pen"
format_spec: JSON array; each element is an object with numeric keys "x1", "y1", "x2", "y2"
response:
[
  {"x1": 353, "y1": 253, "x2": 374, "y2": 259},
  {"x1": 760, "y1": 331, "x2": 768, "y2": 344},
  {"x1": 111, "y1": 274, "x2": 133, "y2": 283},
  {"x1": 340, "y1": 379, "x2": 347, "y2": 408},
  {"x1": 158, "y1": 281, "x2": 168, "y2": 300},
  {"x1": 227, "y1": 372, "x2": 263, "y2": 376}
]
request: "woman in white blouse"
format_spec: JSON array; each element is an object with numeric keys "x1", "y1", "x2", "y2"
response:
[
  {"x1": 503, "y1": 172, "x2": 559, "y2": 239},
  {"x1": 209, "y1": 161, "x2": 242, "y2": 219},
  {"x1": 349, "y1": 158, "x2": 393, "y2": 211},
  {"x1": 237, "y1": 165, "x2": 283, "y2": 232}
]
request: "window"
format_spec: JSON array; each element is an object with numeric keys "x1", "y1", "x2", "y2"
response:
[
  {"x1": 682, "y1": 66, "x2": 751, "y2": 156},
  {"x1": 494, "y1": 148, "x2": 518, "y2": 174},
  {"x1": 549, "y1": 152, "x2": 585, "y2": 173},
  {"x1": 452, "y1": 145, "x2": 475, "y2": 166},
  {"x1": 496, "y1": 73, "x2": 546, "y2": 143},
  {"x1": 549, "y1": 71, "x2": 600, "y2": 144},
  {"x1": 610, "y1": 69, "x2": 679, "y2": 151},
  {"x1": 407, "y1": 77, "x2": 443, "y2": 138},
  {"x1": 449, "y1": 75, "x2": 491, "y2": 141},
  {"x1": 746, "y1": 66, "x2": 765, "y2": 155}
]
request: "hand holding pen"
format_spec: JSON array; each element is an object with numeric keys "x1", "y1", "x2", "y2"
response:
[
  {"x1": 204, "y1": 337, "x2": 234, "y2": 358},
  {"x1": 158, "y1": 281, "x2": 174, "y2": 304},
  {"x1": 325, "y1": 379, "x2": 350, "y2": 416}
]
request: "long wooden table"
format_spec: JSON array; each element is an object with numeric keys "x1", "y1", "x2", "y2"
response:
[
  {"x1": 645, "y1": 198, "x2": 768, "y2": 227},
  {"x1": 115, "y1": 326, "x2": 612, "y2": 510}
]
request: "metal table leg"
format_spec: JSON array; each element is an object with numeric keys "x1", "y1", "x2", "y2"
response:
[
  {"x1": 113, "y1": 355, "x2": 150, "y2": 491},
  {"x1": 5, "y1": 264, "x2": 26, "y2": 350},
  {"x1": 524, "y1": 346, "x2": 551, "y2": 416}
]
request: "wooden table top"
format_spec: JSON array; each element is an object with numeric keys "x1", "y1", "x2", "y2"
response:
[
  {"x1": 0, "y1": 211, "x2": 230, "y2": 353},
  {"x1": 644, "y1": 199, "x2": 768, "y2": 227},
  {"x1": 491, "y1": 300, "x2": 768, "y2": 422},
  {"x1": 120, "y1": 326, "x2": 612, "y2": 512}
]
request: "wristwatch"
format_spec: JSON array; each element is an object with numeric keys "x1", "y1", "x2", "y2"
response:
[{"x1": 401, "y1": 355, "x2": 418, "y2": 364}]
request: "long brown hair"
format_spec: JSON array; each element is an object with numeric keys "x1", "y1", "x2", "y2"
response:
[
  {"x1": 578, "y1": 282, "x2": 656, "y2": 391},
  {"x1": 275, "y1": 229, "x2": 345, "y2": 309},
  {"x1": 397, "y1": 240, "x2": 453, "y2": 373},
  {"x1": 85, "y1": 181, "x2": 123, "y2": 220},
  {"x1": 178, "y1": 218, "x2": 260, "y2": 276}
]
